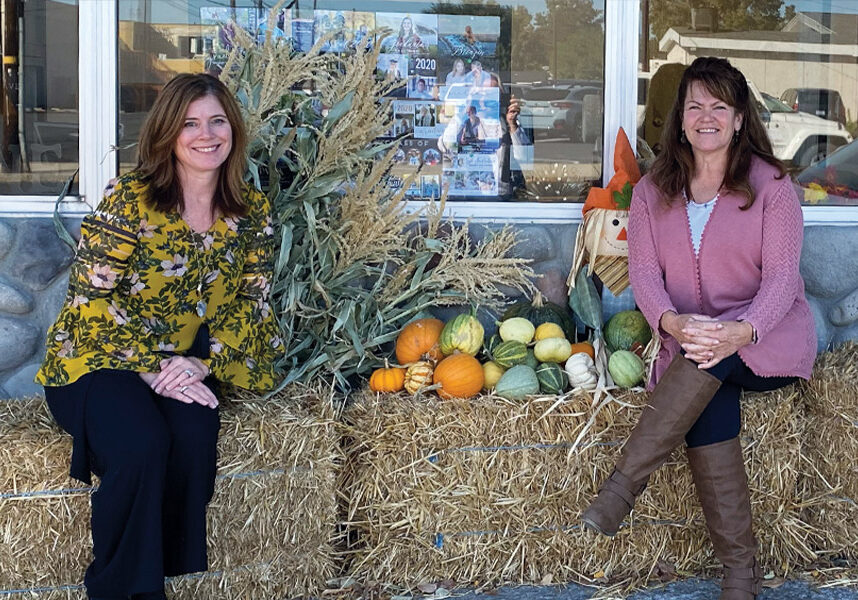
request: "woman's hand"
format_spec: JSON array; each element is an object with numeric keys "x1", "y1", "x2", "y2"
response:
[
  {"x1": 660, "y1": 311, "x2": 722, "y2": 349},
  {"x1": 661, "y1": 312, "x2": 754, "y2": 369},
  {"x1": 151, "y1": 356, "x2": 209, "y2": 396},
  {"x1": 686, "y1": 320, "x2": 755, "y2": 370},
  {"x1": 139, "y1": 370, "x2": 218, "y2": 408}
]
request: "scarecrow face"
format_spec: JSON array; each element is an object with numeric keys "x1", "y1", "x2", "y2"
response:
[{"x1": 594, "y1": 209, "x2": 629, "y2": 256}]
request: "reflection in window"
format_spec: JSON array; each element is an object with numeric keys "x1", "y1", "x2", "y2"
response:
[
  {"x1": 641, "y1": 0, "x2": 857, "y2": 204},
  {"x1": 0, "y1": 0, "x2": 78, "y2": 196},
  {"x1": 118, "y1": 0, "x2": 604, "y2": 203}
]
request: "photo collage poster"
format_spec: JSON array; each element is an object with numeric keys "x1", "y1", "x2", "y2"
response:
[
  {"x1": 199, "y1": 8, "x2": 502, "y2": 199},
  {"x1": 377, "y1": 14, "x2": 502, "y2": 199}
]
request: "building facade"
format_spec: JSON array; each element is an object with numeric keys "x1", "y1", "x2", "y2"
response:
[{"x1": 0, "y1": 0, "x2": 856, "y2": 397}]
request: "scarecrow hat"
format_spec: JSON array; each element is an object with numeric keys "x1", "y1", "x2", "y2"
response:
[{"x1": 582, "y1": 128, "x2": 641, "y2": 215}]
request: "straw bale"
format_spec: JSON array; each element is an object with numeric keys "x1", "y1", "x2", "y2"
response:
[
  {"x1": 341, "y1": 383, "x2": 807, "y2": 591},
  {"x1": 0, "y1": 386, "x2": 341, "y2": 598},
  {"x1": 798, "y1": 343, "x2": 858, "y2": 561}
]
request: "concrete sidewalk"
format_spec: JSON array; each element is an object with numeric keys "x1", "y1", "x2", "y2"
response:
[{"x1": 455, "y1": 581, "x2": 858, "y2": 600}]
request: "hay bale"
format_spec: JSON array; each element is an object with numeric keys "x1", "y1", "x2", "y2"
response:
[
  {"x1": 341, "y1": 384, "x2": 808, "y2": 590},
  {"x1": 0, "y1": 387, "x2": 341, "y2": 598},
  {"x1": 799, "y1": 343, "x2": 858, "y2": 561}
]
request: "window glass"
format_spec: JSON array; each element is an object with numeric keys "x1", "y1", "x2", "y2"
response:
[
  {"x1": 119, "y1": 0, "x2": 605, "y2": 203},
  {"x1": 0, "y1": 0, "x2": 78, "y2": 195},
  {"x1": 641, "y1": 0, "x2": 858, "y2": 205}
]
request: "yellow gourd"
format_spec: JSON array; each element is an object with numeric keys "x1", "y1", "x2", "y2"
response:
[
  {"x1": 482, "y1": 361, "x2": 506, "y2": 390},
  {"x1": 533, "y1": 337, "x2": 573, "y2": 363}
]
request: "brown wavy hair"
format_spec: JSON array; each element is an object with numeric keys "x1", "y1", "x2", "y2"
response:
[
  {"x1": 649, "y1": 57, "x2": 786, "y2": 210},
  {"x1": 136, "y1": 73, "x2": 248, "y2": 218}
]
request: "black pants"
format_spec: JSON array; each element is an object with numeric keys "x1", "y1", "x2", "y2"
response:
[
  {"x1": 45, "y1": 369, "x2": 220, "y2": 598},
  {"x1": 685, "y1": 353, "x2": 797, "y2": 448}
]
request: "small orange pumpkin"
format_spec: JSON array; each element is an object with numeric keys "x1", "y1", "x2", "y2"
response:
[
  {"x1": 433, "y1": 353, "x2": 485, "y2": 400},
  {"x1": 369, "y1": 361, "x2": 406, "y2": 393},
  {"x1": 569, "y1": 341, "x2": 595, "y2": 361},
  {"x1": 395, "y1": 318, "x2": 444, "y2": 364},
  {"x1": 404, "y1": 361, "x2": 435, "y2": 394}
]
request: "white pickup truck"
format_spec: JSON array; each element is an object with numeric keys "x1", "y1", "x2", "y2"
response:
[{"x1": 746, "y1": 80, "x2": 853, "y2": 167}]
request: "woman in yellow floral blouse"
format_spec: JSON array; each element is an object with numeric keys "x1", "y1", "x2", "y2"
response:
[{"x1": 36, "y1": 73, "x2": 282, "y2": 600}]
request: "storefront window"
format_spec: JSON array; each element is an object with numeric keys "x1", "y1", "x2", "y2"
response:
[
  {"x1": 118, "y1": 0, "x2": 604, "y2": 203},
  {"x1": 641, "y1": 0, "x2": 857, "y2": 205},
  {"x1": 0, "y1": 0, "x2": 78, "y2": 196}
]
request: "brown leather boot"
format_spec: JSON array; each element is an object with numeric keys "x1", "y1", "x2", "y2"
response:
[
  {"x1": 687, "y1": 437, "x2": 762, "y2": 600},
  {"x1": 581, "y1": 354, "x2": 721, "y2": 536}
]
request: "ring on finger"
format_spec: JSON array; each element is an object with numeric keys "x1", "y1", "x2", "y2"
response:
[
  {"x1": 180, "y1": 385, "x2": 189, "y2": 393},
  {"x1": 183, "y1": 368, "x2": 196, "y2": 378}
]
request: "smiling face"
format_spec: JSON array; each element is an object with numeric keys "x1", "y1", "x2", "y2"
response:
[
  {"x1": 174, "y1": 95, "x2": 232, "y2": 180},
  {"x1": 682, "y1": 81, "x2": 742, "y2": 159}
]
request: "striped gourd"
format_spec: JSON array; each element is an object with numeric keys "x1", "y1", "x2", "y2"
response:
[
  {"x1": 536, "y1": 362, "x2": 567, "y2": 394},
  {"x1": 493, "y1": 340, "x2": 528, "y2": 368},
  {"x1": 439, "y1": 313, "x2": 484, "y2": 356},
  {"x1": 404, "y1": 361, "x2": 434, "y2": 394}
]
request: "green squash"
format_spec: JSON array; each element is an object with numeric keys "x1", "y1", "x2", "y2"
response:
[
  {"x1": 495, "y1": 365, "x2": 540, "y2": 401},
  {"x1": 502, "y1": 291, "x2": 577, "y2": 341},
  {"x1": 493, "y1": 340, "x2": 529, "y2": 368},
  {"x1": 536, "y1": 362, "x2": 567, "y2": 394},
  {"x1": 523, "y1": 348, "x2": 539, "y2": 370},
  {"x1": 604, "y1": 310, "x2": 652, "y2": 353},
  {"x1": 608, "y1": 350, "x2": 646, "y2": 388}
]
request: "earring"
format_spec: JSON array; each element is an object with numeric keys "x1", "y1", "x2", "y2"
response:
[
  {"x1": 680, "y1": 130, "x2": 687, "y2": 143},
  {"x1": 733, "y1": 129, "x2": 740, "y2": 143}
]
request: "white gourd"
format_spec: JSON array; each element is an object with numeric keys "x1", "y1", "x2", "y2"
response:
[{"x1": 565, "y1": 352, "x2": 598, "y2": 390}]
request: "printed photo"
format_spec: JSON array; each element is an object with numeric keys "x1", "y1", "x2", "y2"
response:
[
  {"x1": 422, "y1": 175, "x2": 441, "y2": 199},
  {"x1": 349, "y1": 12, "x2": 376, "y2": 52},
  {"x1": 407, "y1": 75, "x2": 437, "y2": 100},
  {"x1": 377, "y1": 53, "x2": 409, "y2": 82},
  {"x1": 377, "y1": 13, "x2": 438, "y2": 55},
  {"x1": 313, "y1": 10, "x2": 349, "y2": 53},
  {"x1": 438, "y1": 15, "x2": 499, "y2": 59}
]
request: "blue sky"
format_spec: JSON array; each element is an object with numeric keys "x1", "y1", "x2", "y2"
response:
[{"x1": 792, "y1": 0, "x2": 858, "y2": 14}]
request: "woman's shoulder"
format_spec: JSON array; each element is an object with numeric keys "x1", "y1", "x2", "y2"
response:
[
  {"x1": 748, "y1": 154, "x2": 788, "y2": 188},
  {"x1": 94, "y1": 172, "x2": 147, "y2": 223},
  {"x1": 632, "y1": 173, "x2": 664, "y2": 204},
  {"x1": 240, "y1": 184, "x2": 273, "y2": 223}
]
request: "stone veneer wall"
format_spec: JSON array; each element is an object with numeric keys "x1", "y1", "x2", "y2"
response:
[{"x1": 0, "y1": 217, "x2": 854, "y2": 398}]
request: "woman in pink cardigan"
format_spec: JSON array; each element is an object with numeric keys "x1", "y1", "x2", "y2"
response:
[{"x1": 582, "y1": 57, "x2": 816, "y2": 600}]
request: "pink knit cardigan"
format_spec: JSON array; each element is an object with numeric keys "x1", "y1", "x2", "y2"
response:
[{"x1": 628, "y1": 156, "x2": 816, "y2": 387}]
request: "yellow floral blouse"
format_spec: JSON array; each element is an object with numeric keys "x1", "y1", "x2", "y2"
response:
[{"x1": 36, "y1": 172, "x2": 283, "y2": 392}]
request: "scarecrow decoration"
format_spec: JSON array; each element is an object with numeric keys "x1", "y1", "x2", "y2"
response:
[{"x1": 567, "y1": 127, "x2": 641, "y2": 296}]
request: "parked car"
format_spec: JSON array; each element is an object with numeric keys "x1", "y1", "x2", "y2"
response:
[
  {"x1": 518, "y1": 84, "x2": 601, "y2": 141},
  {"x1": 747, "y1": 81, "x2": 852, "y2": 167},
  {"x1": 796, "y1": 139, "x2": 858, "y2": 204},
  {"x1": 779, "y1": 88, "x2": 847, "y2": 126}
]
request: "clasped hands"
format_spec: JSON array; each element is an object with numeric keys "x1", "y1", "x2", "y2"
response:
[
  {"x1": 138, "y1": 356, "x2": 217, "y2": 408},
  {"x1": 660, "y1": 311, "x2": 755, "y2": 370}
]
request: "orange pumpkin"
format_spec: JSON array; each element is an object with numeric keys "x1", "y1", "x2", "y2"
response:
[
  {"x1": 569, "y1": 341, "x2": 595, "y2": 361},
  {"x1": 433, "y1": 353, "x2": 484, "y2": 400},
  {"x1": 395, "y1": 318, "x2": 444, "y2": 364},
  {"x1": 369, "y1": 361, "x2": 406, "y2": 393},
  {"x1": 404, "y1": 361, "x2": 435, "y2": 394}
]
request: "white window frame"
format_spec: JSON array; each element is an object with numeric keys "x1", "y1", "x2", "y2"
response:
[{"x1": 0, "y1": 0, "x2": 855, "y2": 224}]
